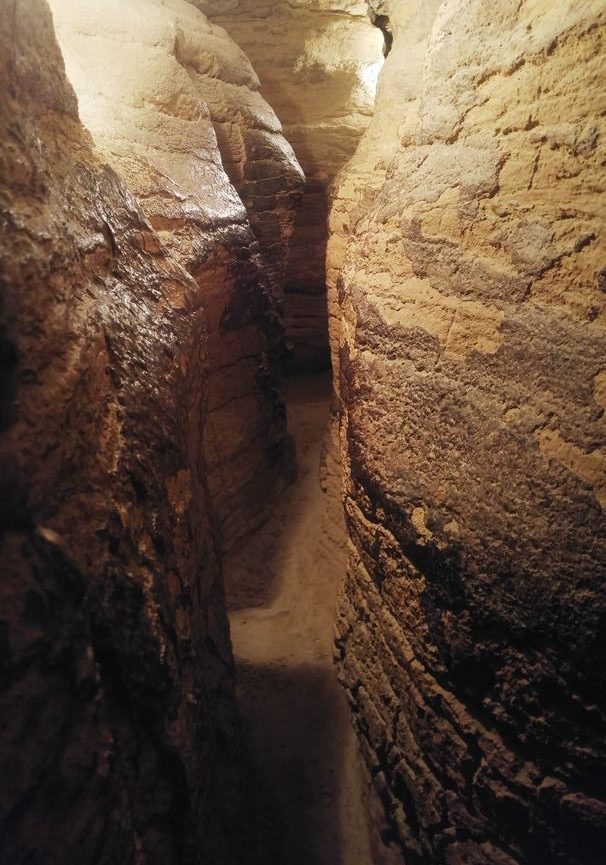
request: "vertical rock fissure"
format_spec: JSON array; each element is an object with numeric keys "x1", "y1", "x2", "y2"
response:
[
  {"x1": 367, "y1": 2, "x2": 393, "y2": 56},
  {"x1": 202, "y1": 0, "x2": 385, "y2": 371}
]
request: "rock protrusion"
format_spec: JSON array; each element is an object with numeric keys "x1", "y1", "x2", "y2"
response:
[{"x1": 49, "y1": 0, "x2": 304, "y2": 551}]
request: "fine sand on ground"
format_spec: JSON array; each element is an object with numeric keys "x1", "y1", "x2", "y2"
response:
[{"x1": 223, "y1": 372, "x2": 373, "y2": 865}]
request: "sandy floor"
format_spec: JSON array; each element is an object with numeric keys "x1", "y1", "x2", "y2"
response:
[{"x1": 224, "y1": 373, "x2": 372, "y2": 865}]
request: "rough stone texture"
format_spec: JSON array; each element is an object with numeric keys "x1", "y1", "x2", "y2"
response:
[
  {"x1": 49, "y1": 0, "x2": 304, "y2": 551},
  {"x1": 327, "y1": 0, "x2": 442, "y2": 381},
  {"x1": 0, "y1": 3, "x2": 244, "y2": 862},
  {"x1": 202, "y1": 0, "x2": 384, "y2": 368},
  {"x1": 333, "y1": 2, "x2": 606, "y2": 863}
]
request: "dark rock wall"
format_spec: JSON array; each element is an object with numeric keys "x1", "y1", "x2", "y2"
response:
[
  {"x1": 0, "y1": 2, "x2": 245, "y2": 862},
  {"x1": 333, "y1": 1, "x2": 606, "y2": 863}
]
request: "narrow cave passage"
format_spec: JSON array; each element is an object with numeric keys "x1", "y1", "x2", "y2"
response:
[
  {"x1": 205, "y1": 3, "x2": 385, "y2": 370},
  {"x1": 3, "y1": 2, "x2": 605, "y2": 865},
  {"x1": 223, "y1": 373, "x2": 372, "y2": 865},
  {"x1": 202, "y1": 9, "x2": 389, "y2": 858}
]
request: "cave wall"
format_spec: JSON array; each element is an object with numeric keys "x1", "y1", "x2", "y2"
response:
[
  {"x1": 0, "y1": 0, "x2": 295, "y2": 861},
  {"x1": 333, "y1": 1, "x2": 606, "y2": 863},
  {"x1": 327, "y1": 0, "x2": 442, "y2": 380},
  {"x1": 201, "y1": 0, "x2": 384, "y2": 368},
  {"x1": 48, "y1": 0, "x2": 304, "y2": 552}
]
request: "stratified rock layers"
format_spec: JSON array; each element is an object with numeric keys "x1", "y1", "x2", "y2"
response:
[
  {"x1": 203, "y1": 0, "x2": 384, "y2": 368},
  {"x1": 49, "y1": 0, "x2": 304, "y2": 551},
  {"x1": 0, "y1": 2, "x2": 246, "y2": 863},
  {"x1": 333, "y1": 2, "x2": 606, "y2": 864}
]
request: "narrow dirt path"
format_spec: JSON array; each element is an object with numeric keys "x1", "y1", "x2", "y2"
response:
[{"x1": 223, "y1": 373, "x2": 372, "y2": 865}]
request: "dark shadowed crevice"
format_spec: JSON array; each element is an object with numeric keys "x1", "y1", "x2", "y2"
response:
[{"x1": 369, "y1": 12, "x2": 393, "y2": 56}]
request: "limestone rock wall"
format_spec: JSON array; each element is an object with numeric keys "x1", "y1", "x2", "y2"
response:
[
  {"x1": 327, "y1": 0, "x2": 442, "y2": 380},
  {"x1": 0, "y1": 2, "x2": 251, "y2": 863},
  {"x1": 49, "y1": 0, "x2": 304, "y2": 551},
  {"x1": 333, "y1": 1, "x2": 606, "y2": 863},
  {"x1": 202, "y1": 0, "x2": 384, "y2": 368}
]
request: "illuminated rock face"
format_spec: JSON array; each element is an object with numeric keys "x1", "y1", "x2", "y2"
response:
[
  {"x1": 0, "y1": 3, "x2": 245, "y2": 863},
  {"x1": 333, "y1": 1, "x2": 606, "y2": 863},
  {"x1": 327, "y1": 0, "x2": 442, "y2": 380},
  {"x1": 202, "y1": 0, "x2": 384, "y2": 368},
  {"x1": 49, "y1": 0, "x2": 304, "y2": 551}
]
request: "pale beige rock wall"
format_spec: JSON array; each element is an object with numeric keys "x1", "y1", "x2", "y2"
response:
[
  {"x1": 49, "y1": 0, "x2": 304, "y2": 550},
  {"x1": 327, "y1": 0, "x2": 442, "y2": 380},
  {"x1": 333, "y1": 1, "x2": 606, "y2": 863},
  {"x1": 203, "y1": 0, "x2": 384, "y2": 368}
]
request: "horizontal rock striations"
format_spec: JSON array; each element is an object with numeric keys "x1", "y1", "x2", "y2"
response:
[
  {"x1": 49, "y1": 0, "x2": 304, "y2": 551},
  {"x1": 203, "y1": 0, "x2": 384, "y2": 369},
  {"x1": 327, "y1": 0, "x2": 443, "y2": 382},
  {"x1": 333, "y1": 1, "x2": 606, "y2": 863}
]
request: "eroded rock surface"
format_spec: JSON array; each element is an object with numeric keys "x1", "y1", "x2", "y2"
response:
[
  {"x1": 0, "y1": 3, "x2": 243, "y2": 862},
  {"x1": 333, "y1": 2, "x2": 606, "y2": 863},
  {"x1": 203, "y1": 0, "x2": 384, "y2": 368},
  {"x1": 327, "y1": 0, "x2": 442, "y2": 380},
  {"x1": 50, "y1": 0, "x2": 304, "y2": 550}
]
